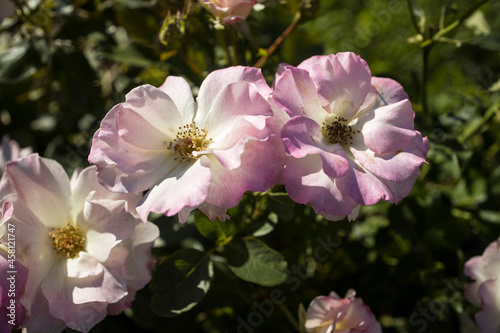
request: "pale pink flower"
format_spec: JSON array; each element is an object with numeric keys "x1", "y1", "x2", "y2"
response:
[
  {"x1": 89, "y1": 66, "x2": 275, "y2": 223},
  {"x1": 0, "y1": 135, "x2": 32, "y2": 175},
  {"x1": 305, "y1": 289, "x2": 382, "y2": 333},
  {"x1": 0, "y1": 154, "x2": 159, "y2": 333},
  {"x1": 199, "y1": 0, "x2": 256, "y2": 25},
  {"x1": 272, "y1": 53, "x2": 428, "y2": 221},
  {"x1": 464, "y1": 239, "x2": 500, "y2": 333}
]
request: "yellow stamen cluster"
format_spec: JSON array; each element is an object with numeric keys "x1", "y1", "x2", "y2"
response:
[
  {"x1": 169, "y1": 123, "x2": 212, "y2": 161},
  {"x1": 322, "y1": 116, "x2": 359, "y2": 145},
  {"x1": 49, "y1": 224, "x2": 86, "y2": 259}
]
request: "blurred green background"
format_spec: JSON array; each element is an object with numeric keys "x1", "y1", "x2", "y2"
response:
[{"x1": 1, "y1": 0, "x2": 499, "y2": 332}]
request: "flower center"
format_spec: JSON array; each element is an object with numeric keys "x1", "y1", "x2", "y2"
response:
[
  {"x1": 169, "y1": 122, "x2": 212, "y2": 161},
  {"x1": 322, "y1": 116, "x2": 358, "y2": 145},
  {"x1": 49, "y1": 224, "x2": 86, "y2": 259}
]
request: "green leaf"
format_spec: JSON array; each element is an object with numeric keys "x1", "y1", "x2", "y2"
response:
[
  {"x1": 194, "y1": 214, "x2": 237, "y2": 244},
  {"x1": 479, "y1": 210, "x2": 500, "y2": 223},
  {"x1": 105, "y1": 45, "x2": 155, "y2": 67},
  {"x1": 222, "y1": 237, "x2": 288, "y2": 287},
  {"x1": 0, "y1": 42, "x2": 37, "y2": 84},
  {"x1": 150, "y1": 249, "x2": 213, "y2": 317},
  {"x1": 242, "y1": 212, "x2": 278, "y2": 237},
  {"x1": 464, "y1": 10, "x2": 491, "y2": 36},
  {"x1": 159, "y1": 10, "x2": 186, "y2": 49}
]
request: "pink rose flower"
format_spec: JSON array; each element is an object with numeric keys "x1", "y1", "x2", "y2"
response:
[
  {"x1": 89, "y1": 66, "x2": 275, "y2": 223},
  {"x1": 0, "y1": 135, "x2": 32, "y2": 175},
  {"x1": 0, "y1": 154, "x2": 159, "y2": 333},
  {"x1": 305, "y1": 289, "x2": 382, "y2": 333},
  {"x1": 464, "y1": 239, "x2": 500, "y2": 333},
  {"x1": 199, "y1": 0, "x2": 256, "y2": 25},
  {"x1": 272, "y1": 52, "x2": 428, "y2": 221}
]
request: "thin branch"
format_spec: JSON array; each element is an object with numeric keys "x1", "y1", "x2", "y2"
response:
[
  {"x1": 254, "y1": 10, "x2": 301, "y2": 68},
  {"x1": 419, "y1": 0, "x2": 490, "y2": 48}
]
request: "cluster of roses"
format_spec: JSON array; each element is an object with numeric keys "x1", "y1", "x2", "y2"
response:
[{"x1": 0, "y1": 50, "x2": 463, "y2": 333}]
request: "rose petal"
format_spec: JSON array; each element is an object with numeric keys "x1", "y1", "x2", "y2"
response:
[
  {"x1": 196, "y1": 66, "x2": 271, "y2": 123},
  {"x1": 350, "y1": 132, "x2": 427, "y2": 183},
  {"x1": 475, "y1": 278, "x2": 500, "y2": 333},
  {"x1": 360, "y1": 99, "x2": 418, "y2": 154},
  {"x1": 70, "y1": 166, "x2": 143, "y2": 218},
  {"x1": 82, "y1": 199, "x2": 137, "y2": 262},
  {"x1": 204, "y1": 140, "x2": 275, "y2": 209},
  {"x1": 281, "y1": 116, "x2": 350, "y2": 179},
  {"x1": 298, "y1": 53, "x2": 372, "y2": 120},
  {"x1": 3, "y1": 154, "x2": 72, "y2": 229},
  {"x1": 272, "y1": 66, "x2": 327, "y2": 124},
  {"x1": 136, "y1": 157, "x2": 212, "y2": 222},
  {"x1": 158, "y1": 76, "x2": 197, "y2": 124},
  {"x1": 283, "y1": 155, "x2": 358, "y2": 217}
]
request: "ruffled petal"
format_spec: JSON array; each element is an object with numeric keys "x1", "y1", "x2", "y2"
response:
[
  {"x1": 196, "y1": 66, "x2": 271, "y2": 122},
  {"x1": 2, "y1": 154, "x2": 72, "y2": 229},
  {"x1": 41, "y1": 261, "x2": 109, "y2": 333},
  {"x1": 107, "y1": 221, "x2": 158, "y2": 314},
  {"x1": 136, "y1": 157, "x2": 211, "y2": 222},
  {"x1": 204, "y1": 140, "x2": 275, "y2": 209},
  {"x1": 336, "y1": 158, "x2": 397, "y2": 206},
  {"x1": 298, "y1": 53, "x2": 372, "y2": 120},
  {"x1": 89, "y1": 104, "x2": 180, "y2": 194},
  {"x1": 119, "y1": 84, "x2": 183, "y2": 145},
  {"x1": 81, "y1": 198, "x2": 137, "y2": 262},
  {"x1": 89, "y1": 157, "x2": 177, "y2": 194},
  {"x1": 199, "y1": 81, "x2": 271, "y2": 170},
  {"x1": 158, "y1": 76, "x2": 197, "y2": 124},
  {"x1": 266, "y1": 99, "x2": 291, "y2": 186},
  {"x1": 350, "y1": 132, "x2": 427, "y2": 183},
  {"x1": 272, "y1": 66, "x2": 327, "y2": 124},
  {"x1": 69, "y1": 166, "x2": 143, "y2": 219},
  {"x1": 199, "y1": 80, "x2": 271, "y2": 135},
  {"x1": 465, "y1": 240, "x2": 500, "y2": 307},
  {"x1": 371, "y1": 77, "x2": 410, "y2": 106},
  {"x1": 305, "y1": 296, "x2": 338, "y2": 330},
  {"x1": 475, "y1": 278, "x2": 500, "y2": 333},
  {"x1": 359, "y1": 99, "x2": 417, "y2": 154},
  {"x1": 19, "y1": 241, "x2": 60, "y2": 324},
  {"x1": 283, "y1": 155, "x2": 358, "y2": 218},
  {"x1": 281, "y1": 116, "x2": 350, "y2": 179}
]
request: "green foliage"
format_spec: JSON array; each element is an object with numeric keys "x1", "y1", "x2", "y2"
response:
[
  {"x1": 150, "y1": 248, "x2": 213, "y2": 317},
  {"x1": 222, "y1": 237, "x2": 288, "y2": 287}
]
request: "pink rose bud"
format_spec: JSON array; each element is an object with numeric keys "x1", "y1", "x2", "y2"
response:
[{"x1": 199, "y1": 0, "x2": 256, "y2": 25}]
